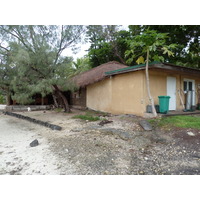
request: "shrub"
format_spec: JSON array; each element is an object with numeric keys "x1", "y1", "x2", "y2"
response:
[{"x1": 0, "y1": 95, "x2": 5, "y2": 104}]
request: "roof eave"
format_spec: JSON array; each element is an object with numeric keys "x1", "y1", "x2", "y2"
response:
[{"x1": 105, "y1": 66, "x2": 145, "y2": 76}]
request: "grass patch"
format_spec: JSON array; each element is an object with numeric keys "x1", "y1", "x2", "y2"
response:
[
  {"x1": 54, "y1": 108, "x2": 63, "y2": 112},
  {"x1": 85, "y1": 110, "x2": 110, "y2": 117},
  {"x1": 73, "y1": 114, "x2": 100, "y2": 121},
  {"x1": 149, "y1": 115, "x2": 200, "y2": 130}
]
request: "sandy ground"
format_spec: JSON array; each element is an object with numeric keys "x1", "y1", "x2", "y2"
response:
[
  {"x1": 1, "y1": 109, "x2": 200, "y2": 175},
  {"x1": 0, "y1": 113, "x2": 64, "y2": 175}
]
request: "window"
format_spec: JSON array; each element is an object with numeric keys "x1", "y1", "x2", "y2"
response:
[
  {"x1": 184, "y1": 80, "x2": 194, "y2": 92},
  {"x1": 183, "y1": 79, "x2": 196, "y2": 106}
]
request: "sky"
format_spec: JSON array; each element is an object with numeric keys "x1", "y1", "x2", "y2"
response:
[{"x1": 62, "y1": 42, "x2": 90, "y2": 60}]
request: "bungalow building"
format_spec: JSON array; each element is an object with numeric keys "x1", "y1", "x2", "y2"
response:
[{"x1": 73, "y1": 61, "x2": 200, "y2": 117}]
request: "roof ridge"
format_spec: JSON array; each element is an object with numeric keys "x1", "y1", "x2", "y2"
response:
[{"x1": 74, "y1": 61, "x2": 127, "y2": 77}]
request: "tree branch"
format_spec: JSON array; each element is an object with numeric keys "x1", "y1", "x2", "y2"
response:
[{"x1": 0, "y1": 44, "x2": 9, "y2": 52}]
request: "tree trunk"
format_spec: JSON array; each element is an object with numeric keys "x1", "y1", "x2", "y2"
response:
[
  {"x1": 53, "y1": 85, "x2": 70, "y2": 112},
  {"x1": 41, "y1": 97, "x2": 44, "y2": 105},
  {"x1": 6, "y1": 92, "x2": 11, "y2": 106},
  {"x1": 113, "y1": 45, "x2": 127, "y2": 65},
  {"x1": 145, "y1": 50, "x2": 157, "y2": 117},
  {"x1": 52, "y1": 94, "x2": 59, "y2": 108}
]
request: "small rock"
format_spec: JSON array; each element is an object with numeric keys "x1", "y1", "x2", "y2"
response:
[
  {"x1": 98, "y1": 120, "x2": 113, "y2": 126},
  {"x1": 57, "y1": 164, "x2": 62, "y2": 169},
  {"x1": 9, "y1": 170, "x2": 17, "y2": 175},
  {"x1": 187, "y1": 131, "x2": 195, "y2": 136},
  {"x1": 65, "y1": 149, "x2": 69, "y2": 152},
  {"x1": 30, "y1": 139, "x2": 39, "y2": 147},
  {"x1": 71, "y1": 128, "x2": 82, "y2": 132},
  {"x1": 139, "y1": 120, "x2": 152, "y2": 131},
  {"x1": 10, "y1": 162, "x2": 15, "y2": 166},
  {"x1": 24, "y1": 162, "x2": 29, "y2": 166},
  {"x1": 103, "y1": 171, "x2": 109, "y2": 175}
]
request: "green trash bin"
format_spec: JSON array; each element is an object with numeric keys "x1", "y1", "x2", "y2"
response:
[{"x1": 158, "y1": 96, "x2": 170, "y2": 114}]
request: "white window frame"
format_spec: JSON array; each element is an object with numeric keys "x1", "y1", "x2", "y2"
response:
[{"x1": 183, "y1": 78, "x2": 195, "y2": 106}]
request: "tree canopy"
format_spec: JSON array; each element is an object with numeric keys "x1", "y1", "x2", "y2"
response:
[
  {"x1": 0, "y1": 25, "x2": 85, "y2": 110},
  {"x1": 86, "y1": 25, "x2": 199, "y2": 68}
]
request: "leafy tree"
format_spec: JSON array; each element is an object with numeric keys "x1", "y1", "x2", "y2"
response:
[
  {"x1": 0, "y1": 25, "x2": 84, "y2": 111},
  {"x1": 86, "y1": 25, "x2": 199, "y2": 68},
  {"x1": 0, "y1": 43, "x2": 17, "y2": 105},
  {"x1": 125, "y1": 30, "x2": 177, "y2": 117},
  {"x1": 142, "y1": 25, "x2": 200, "y2": 68},
  {"x1": 86, "y1": 25, "x2": 129, "y2": 67},
  {"x1": 71, "y1": 56, "x2": 92, "y2": 75}
]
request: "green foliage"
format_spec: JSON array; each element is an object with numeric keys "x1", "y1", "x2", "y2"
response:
[
  {"x1": 86, "y1": 25, "x2": 129, "y2": 67},
  {"x1": 70, "y1": 57, "x2": 92, "y2": 76},
  {"x1": 54, "y1": 108, "x2": 63, "y2": 112},
  {"x1": 142, "y1": 25, "x2": 200, "y2": 68},
  {"x1": 86, "y1": 110, "x2": 110, "y2": 117},
  {"x1": 149, "y1": 116, "x2": 200, "y2": 130},
  {"x1": 87, "y1": 25, "x2": 199, "y2": 68},
  {"x1": 0, "y1": 94, "x2": 5, "y2": 104},
  {"x1": 73, "y1": 114, "x2": 100, "y2": 121},
  {"x1": 125, "y1": 29, "x2": 177, "y2": 65},
  {"x1": 0, "y1": 25, "x2": 84, "y2": 105}
]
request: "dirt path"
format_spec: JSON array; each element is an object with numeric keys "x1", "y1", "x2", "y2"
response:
[{"x1": 1, "y1": 110, "x2": 200, "y2": 175}]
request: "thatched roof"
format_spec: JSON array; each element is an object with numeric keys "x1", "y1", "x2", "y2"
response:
[{"x1": 73, "y1": 61, "x2": 128, "y2": 87}]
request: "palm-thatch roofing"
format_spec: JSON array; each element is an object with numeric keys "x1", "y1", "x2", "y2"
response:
[{"x1": 73, "y1": 61, "x2": 128, "y2": 87}]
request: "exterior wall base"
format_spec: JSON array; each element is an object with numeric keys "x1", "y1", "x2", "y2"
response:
[{"x1": 5, "y1": 105, "x2": 50, "y2": 112}]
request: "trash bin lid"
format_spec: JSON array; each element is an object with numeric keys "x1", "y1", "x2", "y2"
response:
[{"x1": 158, "y1": 96, "x2": 170, "y2": 98}]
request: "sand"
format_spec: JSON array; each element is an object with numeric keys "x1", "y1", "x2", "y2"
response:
[{"x1": 0, "y1": 113, "x2": 61, "y2": 175}]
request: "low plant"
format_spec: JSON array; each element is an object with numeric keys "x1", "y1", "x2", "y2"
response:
[
  {"x1": 54, "y1": 108, "x2": 63, "y2": 112},
  {"x1": 85, "y1": 110, "x2": 110, "y2": 117},
  {"x1": 73, "y1": 114, "x2": 100, "y2": 121},
  {"x1": 149, "y1": 115, "x2": 200, "y2": 130}
]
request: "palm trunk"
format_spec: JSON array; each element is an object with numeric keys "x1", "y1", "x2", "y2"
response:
[
  {"x1": 53, "y1": 85, "x2": 70, "y2": 112},
  {"x1": 146, "y1": 49, "x2": 157, "y2": 117}
]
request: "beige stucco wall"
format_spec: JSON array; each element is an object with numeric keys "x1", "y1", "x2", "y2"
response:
[
  {"x1": 87, "y1": 71, "x2": 146, "y2": 116},
  {"x1": 87, "y1": 78, "x2": 112, "y2": 112},
  {"x1": 86, "y1": 69, "x2": 200, "y2": 116},
  {"x1": 111, "y1": 71, "x2": 145, "y2": 115}
]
